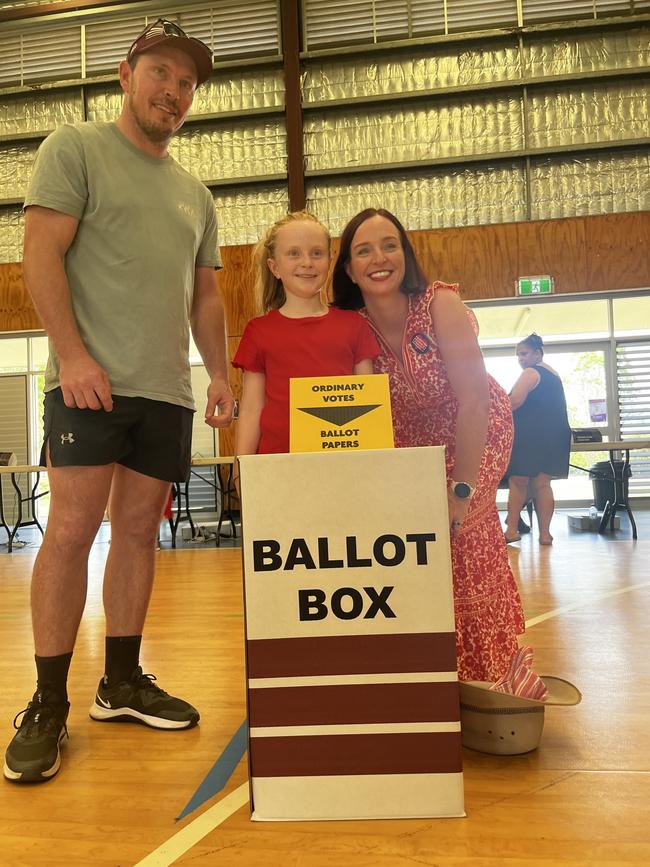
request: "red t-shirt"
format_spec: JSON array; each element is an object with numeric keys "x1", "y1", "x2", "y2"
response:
[{"x1": 232, "y1": 307, "x2": 380, "y2": 454}]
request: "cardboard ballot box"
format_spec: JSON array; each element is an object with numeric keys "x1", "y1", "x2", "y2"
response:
[{"x1": 239, "y1": 447, "x2": 464, "y2": 821}]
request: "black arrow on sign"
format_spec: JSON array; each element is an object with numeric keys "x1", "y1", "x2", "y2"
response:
[{"x1": 298, "y1": 404, "x2": 381, "y2": 427}]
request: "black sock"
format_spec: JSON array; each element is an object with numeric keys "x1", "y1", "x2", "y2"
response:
[
  {"x1": 104, "y1": 635, "x2": 142, "y2": 685},
  {"x1": 35, "y1": 652, "x2": 73, "y2": 703}
]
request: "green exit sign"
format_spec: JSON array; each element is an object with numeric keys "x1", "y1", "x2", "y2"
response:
[{"x1": 517, "y1": 275, "x2": 554, "y2": 296}]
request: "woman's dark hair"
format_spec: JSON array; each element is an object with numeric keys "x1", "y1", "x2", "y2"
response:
[
  {"x1": 519, "y1": 332, "x2": 544, "y2": 355},
  {"x1": 332, "y1": 208, "x2": 429, "y2": 310}
]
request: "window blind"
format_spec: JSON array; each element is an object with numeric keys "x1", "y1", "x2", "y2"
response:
[
  {"x1": 3, "y1": 1, "x2": 280, "y2": 85},
  {"x1": 446, "y1": 0, "x2": 518, "y2": 32},
  {"x1": 0, "y1": 374, "x2": 30, "y2": 525},
  {"x1": 616, "y1": 341, "x2": 650, "y2": 495}
]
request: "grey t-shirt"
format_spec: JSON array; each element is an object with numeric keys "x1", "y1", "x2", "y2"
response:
[{"x1": 25, "y1": 121, "x2": 222, "y2": 410}]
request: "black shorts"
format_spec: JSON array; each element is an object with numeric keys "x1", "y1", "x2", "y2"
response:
[{"x1": 42, "y1": 388, "x2": 193, "y2": 482}]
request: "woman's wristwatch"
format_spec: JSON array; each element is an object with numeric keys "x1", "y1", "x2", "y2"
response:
[{"x1": 449, "y1": 479, "x2": 476, "y2": 500}]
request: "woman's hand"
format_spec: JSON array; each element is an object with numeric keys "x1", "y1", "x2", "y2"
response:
[{"x1": 448, "y1": 490, "x2": 471, "y2": 537}]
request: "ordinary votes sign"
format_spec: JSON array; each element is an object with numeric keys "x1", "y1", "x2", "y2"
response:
[{"x1": 289, "y1": 373, "x2": 394, "y2": 452}]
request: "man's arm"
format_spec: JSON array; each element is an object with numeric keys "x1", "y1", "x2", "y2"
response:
[
  {"x1": 191, "y1": 266, "x2": 235, "y2": 428},
  {"x1": 23, "y1": 205, "x2": 113, "y2": 411}
]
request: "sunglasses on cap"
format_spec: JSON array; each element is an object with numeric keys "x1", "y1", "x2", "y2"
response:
[{"x1": 127, "y1": 18, "x2": 213, "y2": 85}]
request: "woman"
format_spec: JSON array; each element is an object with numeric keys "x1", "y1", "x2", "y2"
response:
[
  {"x1": 505, "y1": 333, "x2": 571, "y2": 546},
  {"x1": 332, "y1": 208, "x2": 524, "y2": 682}
]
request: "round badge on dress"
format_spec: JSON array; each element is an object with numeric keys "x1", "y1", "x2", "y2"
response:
[{"x1": 410, "y1": 332, "x2": 433, "y2": 354}]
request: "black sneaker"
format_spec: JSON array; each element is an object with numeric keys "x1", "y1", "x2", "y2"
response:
[
  {"x1": 4, "y1": 689, "x2": 69, "y2": 783},
  {"x1": 89, "y1": 667, "x2": 199, "y2": 730}
]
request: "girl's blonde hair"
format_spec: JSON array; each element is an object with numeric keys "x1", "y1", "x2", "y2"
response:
[{"x1": 253, "y1": 211, "x2": 331, "y2": 313}]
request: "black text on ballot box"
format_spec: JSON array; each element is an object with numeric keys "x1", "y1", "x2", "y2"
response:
[{"x1": 239, "y1": 447, "x2": 464, "y2": 821}]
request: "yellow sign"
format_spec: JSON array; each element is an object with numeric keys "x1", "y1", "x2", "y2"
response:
[{"x1": 289, "y1": 374, "x2": 394, "y2": 453}]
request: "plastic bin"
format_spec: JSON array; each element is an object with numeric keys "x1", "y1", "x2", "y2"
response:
[{"x1": 588, "y1": 460, "x2": 632, "y2": 510}]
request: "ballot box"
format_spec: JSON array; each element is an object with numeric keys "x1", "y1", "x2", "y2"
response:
[{"x1": 238, "y1": 446, "x2": 464, "y2": 821}]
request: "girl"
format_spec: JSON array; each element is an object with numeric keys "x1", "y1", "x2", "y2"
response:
[{"x1": 233, "y1": 211, "x2": 379, "y2": 460}]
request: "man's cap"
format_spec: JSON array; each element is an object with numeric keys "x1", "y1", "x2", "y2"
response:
[{"x1": 127, "y1": 18, "x2": 213, "y2": 85}]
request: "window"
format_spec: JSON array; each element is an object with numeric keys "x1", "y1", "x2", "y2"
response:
[
  {"x1": 0, "y1": 333, "x2": 47, "y2": 525},
  {"x1": 473, "y1": 297, "x2": 610, "y2": 347},
  {"x1": 613, "y1": 296, "x2": 650, "y2": 338},
  {"x1": 470, "y1": 289, "x2": 650, "y2": 501}
]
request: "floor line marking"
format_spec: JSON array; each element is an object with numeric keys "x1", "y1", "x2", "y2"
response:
[
  {"x1": 134, "y1": 783, "x2": 249, "y2": 867},
  {"x1": 176, "y1": 719, "x2": 248, "y2": 821},
  {"x1": 525, "y1": 580, "x2": 650, "y2": 628},
  {"x1": 137, "y1": 579, "x2": 650, "y2": 865}
]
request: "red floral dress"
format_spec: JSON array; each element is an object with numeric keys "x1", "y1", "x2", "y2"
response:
[{"x1": 361, "y1": 282, "x2": 525, "y2": 681}]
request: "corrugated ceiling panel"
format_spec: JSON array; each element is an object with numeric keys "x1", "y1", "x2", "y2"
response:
[
  {"x1": 522, "y1": 0, "x2": 595, "y2": 22},
  {"x1": 304, "y1": 1, "x2": 380, "y2": 46},
  {"x1": 307, "y1": 163, "x2": 527, "y2": 234},
  {"x1": 9, "y1": 2, "x2": 279, "y2": 82},
  {"x1": 0, "y1": 31, "x2": 22, "y2": 87},
  {"x1": 212, "y1": 184, "x2": 289, "y2": 245},
  {"x1": 22, "y1": 25, "x2": 81, "y2": 82},
  {"x1": 0, "y1": 207, "x2": 23, "y2": 263},
  {"x1": 165, "y1": 1, "x2": 281, "y2": 56},
  {"x1": 85, "y1": 14, "x2": 148, "y2": 77},
  {"x1": 410, "y1": 0, "x2": 445, "y2": 35},
  {"x1": 596, "y1": 0, "x2": 634, "y2": 11},
  {"x1": 303, "y1": 0, "x2": 413, "y2": 46},
  {"x1": 446, "y1": 0, "x2": 518, "y2": 32}
]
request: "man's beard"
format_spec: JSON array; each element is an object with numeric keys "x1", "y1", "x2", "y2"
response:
[{"x1": 128, "y1": 93, "x2": 178, "y2": 143}]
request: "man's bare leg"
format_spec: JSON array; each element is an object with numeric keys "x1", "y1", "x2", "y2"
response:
[
  {"x1": 4, "y1": 461, "x2": 114, "y2": 783},
  {"x1": 89, "y1": 465, "x2": 199, "y2": 730},
  {"x1": 102, "y1": 464, "x2": 170, "y2": 636},
  {"x1": 32, "y1": 461, "x2": 115, "y2": 656}
]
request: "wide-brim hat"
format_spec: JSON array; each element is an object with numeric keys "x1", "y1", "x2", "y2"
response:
[
  {"x1": 127, "y1": 18, "x2": 213, "y2": 85},
  {"x1": 459, "y1": 677, "x2": 581, "y2": 756}
]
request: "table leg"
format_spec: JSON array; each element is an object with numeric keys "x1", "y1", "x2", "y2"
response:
[
  {"x1": 0, "y1": 478, "x2": 10, "y2": 542},
  {"x1": 622, "y1": 448, "x2": 637, "y2": 540},
  {"x1": 598, "y1": 500, "x2": 611, "y2": 535},
  {"x1": 184, "y1": 478, "x2": 196, "y2": 538},
  {"x1": 30, "y1": 472, "x2": 44, "y2": 537},
  {"x1": 216, "y1": 464, "x2": 236, "y2": 542},
  {"x1": 8, "y1": 472, "x2": 24, "y2": 553},
  {"x1": 171, "y1": 482, "x2": 180, "y2": 548},
  {"x1": 599, "y1": 448, "x2": 638, "y2": 540},
  {"x1": 226, "y1": 465, "x2": 237, "y2": 539}
]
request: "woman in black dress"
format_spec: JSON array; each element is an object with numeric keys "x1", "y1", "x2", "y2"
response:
[{"x1": 505, "y1": 333, "x2": 571, "y2": 545}]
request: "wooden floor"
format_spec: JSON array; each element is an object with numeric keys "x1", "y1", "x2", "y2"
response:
[{"x1": 1, "y1": 511, "x2": 649, "y2": 866}]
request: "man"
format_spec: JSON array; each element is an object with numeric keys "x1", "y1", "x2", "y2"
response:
[{"x1": 4, "y1": 19, "x2": 235, "y2": 783}]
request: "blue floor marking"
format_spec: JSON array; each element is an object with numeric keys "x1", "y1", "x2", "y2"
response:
[{"x1": 176, "y1": 719, "x2": 248, "y2": 821}]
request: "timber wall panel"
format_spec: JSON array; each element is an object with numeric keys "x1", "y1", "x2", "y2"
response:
[
  {"x1": 219, "y1": 244, "x2": 259, "y2": 338},
  {"x1": 3, "y1": 214, "x2": 649, "y2": 336},
  {"x1": 0, "y1": 263, "x2": 41, "y2": 331},
  {"x1": 584, "y1": 212, "x2": 650, "y2": 294},
  {"x1": 220, "y1": 334, "x2": 242, "y2": 458},
  {"x1": 410, "y1": 222, "x2": 520, "y2": 299},
  {"x1": 514, "y1": 218, "x2": 587, "y2": 296}
]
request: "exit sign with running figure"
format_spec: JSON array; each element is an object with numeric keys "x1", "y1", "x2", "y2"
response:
[{"x1": 516, "y1": 275, "x2": 554, "y2": 295}]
